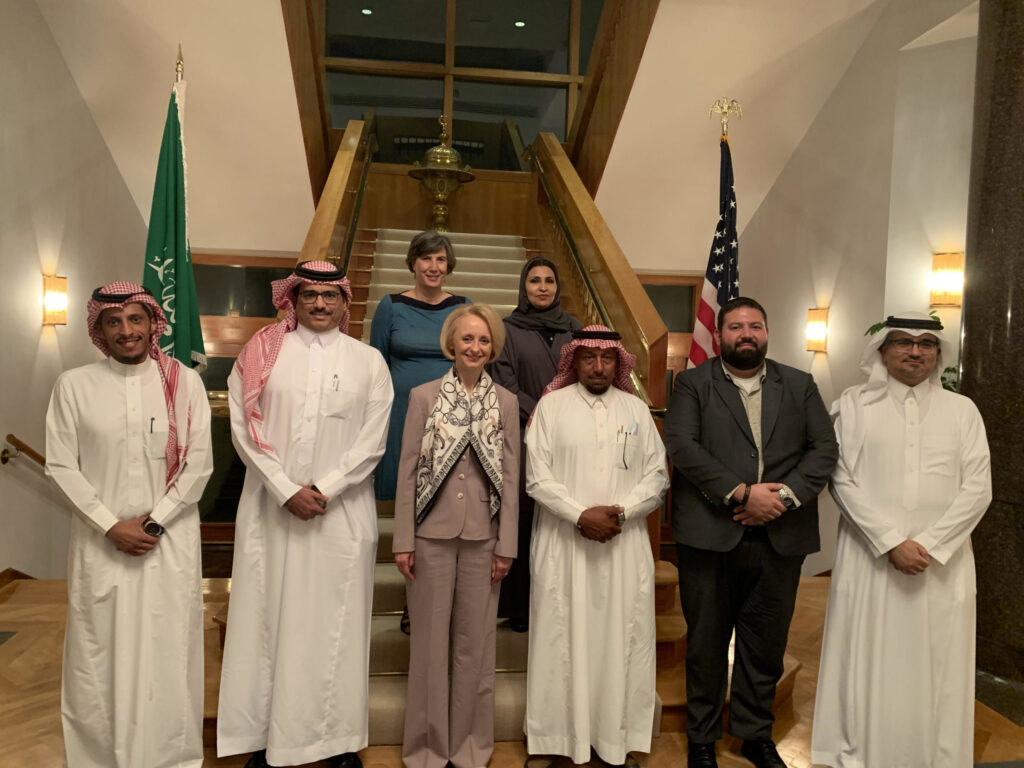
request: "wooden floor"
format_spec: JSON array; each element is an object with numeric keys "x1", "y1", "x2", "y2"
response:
[{"x1": 1, "y1": 577, "x2": 1021, "y2": 768}]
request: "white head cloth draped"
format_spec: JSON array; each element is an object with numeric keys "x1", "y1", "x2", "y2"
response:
[
  {"x1": 234, "y1": 260, "x2": 353, "y2": 455},
  {"x1": 834, "y1": 311, "x2": 954, "y2": 473},
  {"x1": 86, "y1": 281, "x2": 189, "y2": 486}
]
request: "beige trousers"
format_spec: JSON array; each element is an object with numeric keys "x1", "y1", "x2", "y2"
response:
[{"x1": 402, "y1": 536, "x2": 500, "y2": 768}]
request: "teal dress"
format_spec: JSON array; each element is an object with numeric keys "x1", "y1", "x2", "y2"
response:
[{"x1": 370, "y1": 293, "x2": 469, "y2": 500}]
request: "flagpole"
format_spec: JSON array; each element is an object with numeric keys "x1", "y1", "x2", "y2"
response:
[{"x1": 176, "y1": 44, "x2": 184, "y2": 82}]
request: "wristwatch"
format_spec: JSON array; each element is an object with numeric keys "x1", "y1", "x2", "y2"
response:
[
  {"x1": 617, "y1": 510, "x2": 626, "y2": 526},
  {"x1": 143, "y1": 518, "x2": 165, "y2": 537},
  {"x1": 778, "y1": 488, "x2": 796, "y2": 510}
]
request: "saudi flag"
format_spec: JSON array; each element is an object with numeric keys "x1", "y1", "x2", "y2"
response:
[{"x1": 142, "y1": 79, "x2": 206, "y2": 371}]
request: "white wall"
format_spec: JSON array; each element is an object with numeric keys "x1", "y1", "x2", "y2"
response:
[
  {"x1": 0, "y1": 0, "x2": 147, "y2": 578},
  {"x1": 884, "y1": 35, "x2": 977, "y2": 360}
]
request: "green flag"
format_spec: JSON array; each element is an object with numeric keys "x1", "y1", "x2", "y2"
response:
[{"x1": 142, "y1": 80, "x2": 206, "y2": 371}]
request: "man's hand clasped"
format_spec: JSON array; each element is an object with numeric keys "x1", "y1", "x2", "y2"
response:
[
  {"x1": 888, "y1": 539, "x2": 930, "y2": 575},
  {"x1": 106, "y1": 514, "x2": 159, "y2": 556},
  {"x1": 285, "y1": 486, "x2": 329, "y2": 521},
  {"x1": 732, "y1": 482, "x2": 786, "y2": 525},
  {"x1": 576, "y1": 505, "x2": 624, "y2": 542}
]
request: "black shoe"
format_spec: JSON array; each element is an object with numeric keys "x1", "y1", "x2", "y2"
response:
[
  {"x1": 244, "y1": 751, "x2": 269, "y2": 768},
  {"x1": 740, "y1": 739, "x2": 787, "y2": 768},
  {"x1": 509, "y1": 617, "x2": 529, "y2": 633},
  {"x1": 687, "y1": 741, "x2": 718, "y2": 768},
  {"x1": 328, "y1": 753, "x2": 363, "y2": 768}
]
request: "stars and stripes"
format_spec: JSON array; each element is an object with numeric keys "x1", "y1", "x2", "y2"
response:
[{"x1": 688, "y1": 137, "x2": 739, "y2": 368}]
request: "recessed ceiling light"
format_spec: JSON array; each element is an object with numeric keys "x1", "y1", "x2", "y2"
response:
[
  {"x1": 514, "y1": 20, "x2": 526, "y2": 28},
  {"x1": 361, "y1": 8, "x2": 372, "y2": 15}
]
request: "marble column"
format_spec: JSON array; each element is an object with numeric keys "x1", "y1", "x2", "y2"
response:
[{"x1": 961, "y1": 0, "x2": 1024, "y2": 707}]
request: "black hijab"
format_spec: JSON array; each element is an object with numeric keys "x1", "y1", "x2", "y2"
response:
[{"x1": 505, "y1": 257, "x2": 576, "y2": 333}]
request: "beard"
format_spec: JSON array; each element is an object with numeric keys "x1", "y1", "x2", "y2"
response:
[{"x1": 721, "y1": 338, "x2": 767, "y2": 370}]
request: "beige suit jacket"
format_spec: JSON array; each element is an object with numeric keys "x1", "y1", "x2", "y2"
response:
[{"x1": 393, "y1": 378, "x2": 520, "y2": 558}]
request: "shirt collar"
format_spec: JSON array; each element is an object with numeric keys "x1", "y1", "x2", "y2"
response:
[
  {"x1": 720, "y1": 359, "x2": 766, "y2": 384},
  {"x1": 295, "y1": 322, "x2": 340, "y2": 348},
  {"x1": 887, "y1": 376, "x2": 932, "y2": 402},
  {"x1": 575, "y1": 381, "x2": 610, "y2": 408},
  {"x1": 108, "y1": 356, "x2": 154, "y2": 377}
]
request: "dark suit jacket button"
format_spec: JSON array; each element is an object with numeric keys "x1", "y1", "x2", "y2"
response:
[{"x1": 750, "y1": 451, "x2": 757, "y2": 457}]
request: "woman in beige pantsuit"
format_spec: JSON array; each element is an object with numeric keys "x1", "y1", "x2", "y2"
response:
[{"x1": 394, "y1": 303, "x2": 520, "y2": 768}]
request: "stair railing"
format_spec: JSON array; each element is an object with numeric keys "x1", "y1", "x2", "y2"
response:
[
  {"x1": 527, "y1": 133, "x2": 668, "y2": 409},
  {"x1": 2, "y1": 434, "x2": 45, "y2": 466},
  {"x1": 298, "y1": 115, "x2": 378, "y2": 274}
]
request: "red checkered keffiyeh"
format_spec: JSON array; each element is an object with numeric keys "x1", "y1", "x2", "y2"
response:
[
  {"x1": 541, "y1": 325, "x2": 637, "y2": 396},
  {"x1": 234, "y1": 261, "x2": 353, "y2": 455},
  {"x1": 87, "y1": 281, "x2": 189, "y2": 486}
]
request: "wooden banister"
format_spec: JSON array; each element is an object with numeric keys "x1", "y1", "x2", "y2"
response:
[
  {"x1": 298, "y1": 118, "x2": 376, "y2": 271},
  {"x1": 3, "y1": 434, "x2": 45, "y2": 467},
  {"x1": 530, "y1": 133, "x2": 669, "y2": 409}
]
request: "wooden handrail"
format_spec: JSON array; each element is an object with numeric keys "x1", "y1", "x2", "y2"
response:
[
  {"x1": 3, "y1": 434, "x2": 45, "y2": 467},
  {"x1": 297, "y1": 118, "x2": 376, "y2": 271},
  {"x1": 530, "y1": 133, "x2": 669, "y2": 408}
]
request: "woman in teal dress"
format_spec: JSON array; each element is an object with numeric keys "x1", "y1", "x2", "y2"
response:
[{"x1": 371, "y1": 230, "x2": 469, "y2": 503}]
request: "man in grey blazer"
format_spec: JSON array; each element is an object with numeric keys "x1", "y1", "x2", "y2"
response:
[{"x1": 663, "y1": 297, "x2": 837, "y2": 768}]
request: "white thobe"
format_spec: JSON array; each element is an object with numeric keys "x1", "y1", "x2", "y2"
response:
[
  {"x1": 812, "y1": 378, "x2": 991, "y2": 768},
  {"x1": 45, "y1": 357, "x2": 213, "y2": 768},
  {"x1": 217, "y1": 325, "x2": 393, "y2": 765},
  {"x1": 525, "y1": 383, "x2": 669, "y2": 765}
]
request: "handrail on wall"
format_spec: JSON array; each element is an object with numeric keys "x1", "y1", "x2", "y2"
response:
[
  {"x1": 527, "y1": 133, "x2": 668, "y2": 409},
  {"x1": 2, "y1": 434, "x2": 45, "y2": 467},
  {"x1": 298, "y1": 116, "x2": 378, "y2": 273}
]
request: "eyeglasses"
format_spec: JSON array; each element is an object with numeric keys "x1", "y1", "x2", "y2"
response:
[
  {"x1": 887, "y1": 339, "x2": 939, "y2": 352},
  {"x1": 298, "y1": 290, "x2": 343, "y2": 306}
]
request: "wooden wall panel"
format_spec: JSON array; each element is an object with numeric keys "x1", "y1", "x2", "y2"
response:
[
  {"x1": 568, "y1": 0, "x2": 661, "y2": 196},
  {"x1": 356, "y1": 163, "x2": 541, "y2": 238}
]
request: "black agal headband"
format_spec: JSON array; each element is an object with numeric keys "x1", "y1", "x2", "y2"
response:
[
  {"x1": 884, "y1": 315, "x2": 943, "y2": 331},
  {"x1": 293, "y1": 261, "x2": 345, "y2": 281}
]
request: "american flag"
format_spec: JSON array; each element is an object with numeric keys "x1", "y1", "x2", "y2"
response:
[{"x1": 688, "y1": 138, "x2": 739, "y2": 368}]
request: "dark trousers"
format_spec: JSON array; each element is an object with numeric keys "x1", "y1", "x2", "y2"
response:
[{"x1": 676, "y1": 533, "x2": 804, "y2": 743}]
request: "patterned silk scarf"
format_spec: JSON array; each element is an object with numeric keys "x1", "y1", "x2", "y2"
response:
[{"x1": 414, "y1": 367, "x2": 504, "y2": 524}]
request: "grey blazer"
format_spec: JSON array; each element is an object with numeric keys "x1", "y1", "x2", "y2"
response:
[
  {"x1": 392, "y1": 378, "x2": 520, "y2": 558},
  {"x1": 663, "y1": 358, "x2": 838, "y2": 557}
]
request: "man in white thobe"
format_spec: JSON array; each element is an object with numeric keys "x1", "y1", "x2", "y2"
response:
[
  {"x1": 217, "y1": 261, "x2": 393, "y2": 768},
  {"x1": 46, "y1": 281, "x2": 213, "y2": 768},
  {"x1": 525, "y1": 326, "x2": 669, "y2": 767},
  {"x1": 812, "y1": 312, "x2": 992, "y2": 768}
]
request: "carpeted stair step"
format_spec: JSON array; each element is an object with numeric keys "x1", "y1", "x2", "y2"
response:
[
  {"x1": 377, "y1": 228, "x2": 525, "y2": 249},
  {"x1": 377, "y1": 516, "x2": 395, "y2": 562},
  {"x1": 369, "y1": 615, "x2": 529, "y2": 675},
  {"x1": 372, "y1": 250, "x2": 526, "y2": 275},
  {"x1": 367, "y1": 672, "x2": 527, "y2": 746},
  {"x1": 369, "y1": 267, "x2": 521, "y2": 293},
  {"x1": 372, "y1": 563, "x2": 407, "y2": 615}
]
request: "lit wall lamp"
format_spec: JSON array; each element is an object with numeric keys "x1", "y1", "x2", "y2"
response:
[
  {"x1": 43, "y1": 275, "x2": 68, "y2": 326},
  {"x1": 806, "y1": 308, "x2": 829, "y2": 353},
  {"x1": 929, "y1": 252, "x2": 965, "y2": 307}
]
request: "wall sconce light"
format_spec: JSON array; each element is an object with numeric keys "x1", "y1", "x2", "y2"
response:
[
  {"x1": 929, "y1": 252, "x2": 965, "y2": 307},
  {"x1": 43, "y1": 275, "x2": 68, "y2": 326},
  {"x1": 806, "y1": 308, "x2": 829, "y2": 352}
]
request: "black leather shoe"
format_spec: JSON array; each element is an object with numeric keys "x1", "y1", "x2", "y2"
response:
[
  {"x1": 328, "y1": 753, "x2": 363, "y2": 768},
  {"x1": 740, "y1": 739, "x2": 787, "y2": 768},
  {"x1": 244, "y1": 751, "x2": 269, "y2": 768},
  {"x1": 509, "y1": 617, "x2": 529, "y2": 633},
  {"x1": 688, "y1": 741, "x2": 718, "y2": 768}
]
